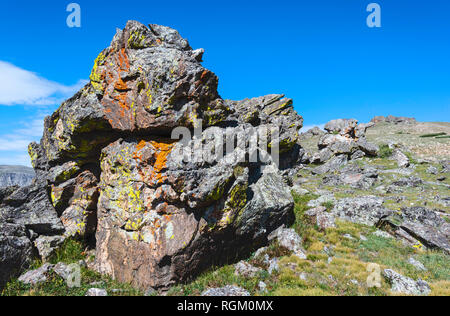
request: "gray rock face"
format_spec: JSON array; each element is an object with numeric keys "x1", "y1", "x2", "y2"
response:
[
  {"x1": 18, "y1": 263, "x2": 53, "y2": 285},
  {"x1": 0, "y1": 166, "x2": 34, "y2": 187},
  {"x1": 0, "y1": 182, "x2": 65, "y2": 288},
  {"x1": 383, "y1": 269, "x2": 430, "y2": 296},
  {"x1": 379, "y1": 207, "x2": 450, "y2": 254},
  {"x1": 0, "y1": 223, "x2": 34, "y2": 290},
  {"x1": 323, "y1": 165, "x2": 379, "y2": 190},
  {"x1": 0, "y1": 183, "x2": 64, "y2": 236},
  {"x1": 302, "y1": 126, "x2": 325, "y2": 137},
  {"x1": 202, "y1": 285, "x2": 250, "y2": 297}
]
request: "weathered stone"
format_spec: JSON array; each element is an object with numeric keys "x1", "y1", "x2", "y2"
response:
[
  {"x1": 302, "y1": 126, "x2": 325, "y2": 137},
  {"x1": 312, "y1": 155, "x2": 348, "y2": 175},
  {"x1": 16, "y1": 20, "x2": 304, "y2": 292},
  {"x1": 86, "y1": 288, "x2": 108, "y2": 296},
  {"x1": 305, "y1": 206, "x2": 336, "y2": 230},
  {"x1": 0, "y1": 223, "x2": 34, "y2": 290},
  {"x1": 324, "y1": 119, "x2": 358, "y2": 135},
  {"x1": 307, "y1": 194, "x2": 337, "y2": 208},
  {"x1": 379, "y1": 207, "x2": 450, "y2": 254},
  {"x1": 371, "y1": 116, "x2": 417, "y2": 125},
  {"x1": 34, "y1": 235, "x2": 65, "y2": 261},
  {"x1": 18, "y1": 263, "x2": 53, "y2": 285},
  {"x1": 392, "y1": 176, "x2": 423, "y2": 187},
  {"x1": 408, "y1": 258, "x2": 427, "y2": 272},
  {"x1": 268, "y1": 227, "x2": 306, "y2": 258},
  {"x1": 383, "y1": 269, "x2": 430, "y2": 296},
  {"x1": 426, "y1": 166, "x2": 438, "y2": 175},
  {"x1": 392, "y1": 149, "x2": 410, "y2": 168}
]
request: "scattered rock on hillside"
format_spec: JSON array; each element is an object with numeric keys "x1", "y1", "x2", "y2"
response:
[
  {"x1": 86, "y1": 288, "x2": 108, "y2": 296},
  {"x1": 0, "y1": 166, "x2": 35, "y2": 188},
  {"x1": 371, "y1": 116, "x2": 417, "y2": 125},
  {"x1": 383, "y1": 269, "x2": 430, "y2": 296},
  {"x1": 392, "y1": 176, "x2": 423, "y2": 188},
  {"x1": 0, "y1": 223, "x2": 34, "y2": 290},
  {"x1": 392, "y1": 149, "x2": 410, "y2": 168},
  {"x1": 331, "y1": 196, "x2": 391, "y2": 226},
  {"x1": 312, "y1": 155, "x2": 348, "y2": 175},
  {"x1": 379, "y1": 207, "x2": 450, "y2": 254},
  {"x1": 268, "y1": 227, "x2": 307, "y2": 259},
  {"x1": 314, "y1": 119, "x2": 378, "y2": 167},
  {"x1": 34, "y1": 235, "x2": 65, "y2": 261},
  {"x1": 234, "y1": 261, "x2": 262, "y2": 278}
]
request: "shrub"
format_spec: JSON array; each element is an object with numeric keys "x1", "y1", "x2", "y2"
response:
[{"x1": 378, "y1": 144, "x2": 393, "y2": 158}]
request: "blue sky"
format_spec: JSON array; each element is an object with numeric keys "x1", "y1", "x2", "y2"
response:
[{"x1": 0, "y1": 0, "x2": 449, "y2": 166}]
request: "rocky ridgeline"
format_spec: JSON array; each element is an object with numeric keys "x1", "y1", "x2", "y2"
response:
[{"x1": 0, "y1": 22, "x2": 448, "y2": 296}]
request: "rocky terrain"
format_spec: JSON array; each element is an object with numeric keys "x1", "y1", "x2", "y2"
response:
[
  {"x1": 0, "y1": 21, "x2": 448, "y2": 297},
  {"x1": 0, "y1": 166, "x2": 34, "y2": 187}
]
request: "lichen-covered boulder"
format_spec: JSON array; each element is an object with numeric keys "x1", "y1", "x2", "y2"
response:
[
  {"x1": 24, "y1": 21, "x2": 303, "y2": 290},
  {"x1": 95, "y1": 135, "x2": 294, "y2": 289}
]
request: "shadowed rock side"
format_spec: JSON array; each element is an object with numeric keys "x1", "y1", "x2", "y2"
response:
[
  {"x1": 5, "y1": 21, "x2": 304, "y2": 290},
  {"x1": 0, "y1": 166, "x2": 35, "y2": 187}
]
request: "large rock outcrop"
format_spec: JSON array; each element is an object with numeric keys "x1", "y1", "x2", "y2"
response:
[{"x1": 3, "y1": 21, "x2": 304, "y2": 290}]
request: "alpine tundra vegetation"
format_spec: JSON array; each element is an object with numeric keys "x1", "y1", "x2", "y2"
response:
[{"x1": 0, "y1": 21, "x2": 449, "y2": 297}]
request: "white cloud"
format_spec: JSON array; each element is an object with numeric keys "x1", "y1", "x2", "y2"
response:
[
  {"x1": 0, "y1": 61, "x2": 87, "y2": 106},
  {"x1": 0, "y1": 116, "x2": 47, "y2": 167}
]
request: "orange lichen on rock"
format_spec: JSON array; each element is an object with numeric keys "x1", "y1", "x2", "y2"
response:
[{"x1": 133, "y1": 140, "x2": 175, "y2": 185}]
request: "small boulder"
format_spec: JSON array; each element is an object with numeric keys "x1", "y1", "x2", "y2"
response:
[
  {"x1": 383, "y1": 269, "x2": 430, "y2": 296},
  {"x1": 34, "y1": 235, "x2": 65, "y2": 261},
  {"x1": 234, "y1": 261, "x2": 262, "y2": 278},
  {"x1": 18, "y1": 263, "x2": 53, "y2": 285},
  {"x1": 408, "y1": 258, "x2": 427, "y2": 272},
  {"x1": 268, "y1": 227, "x2": 307, "y2": 259}
]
